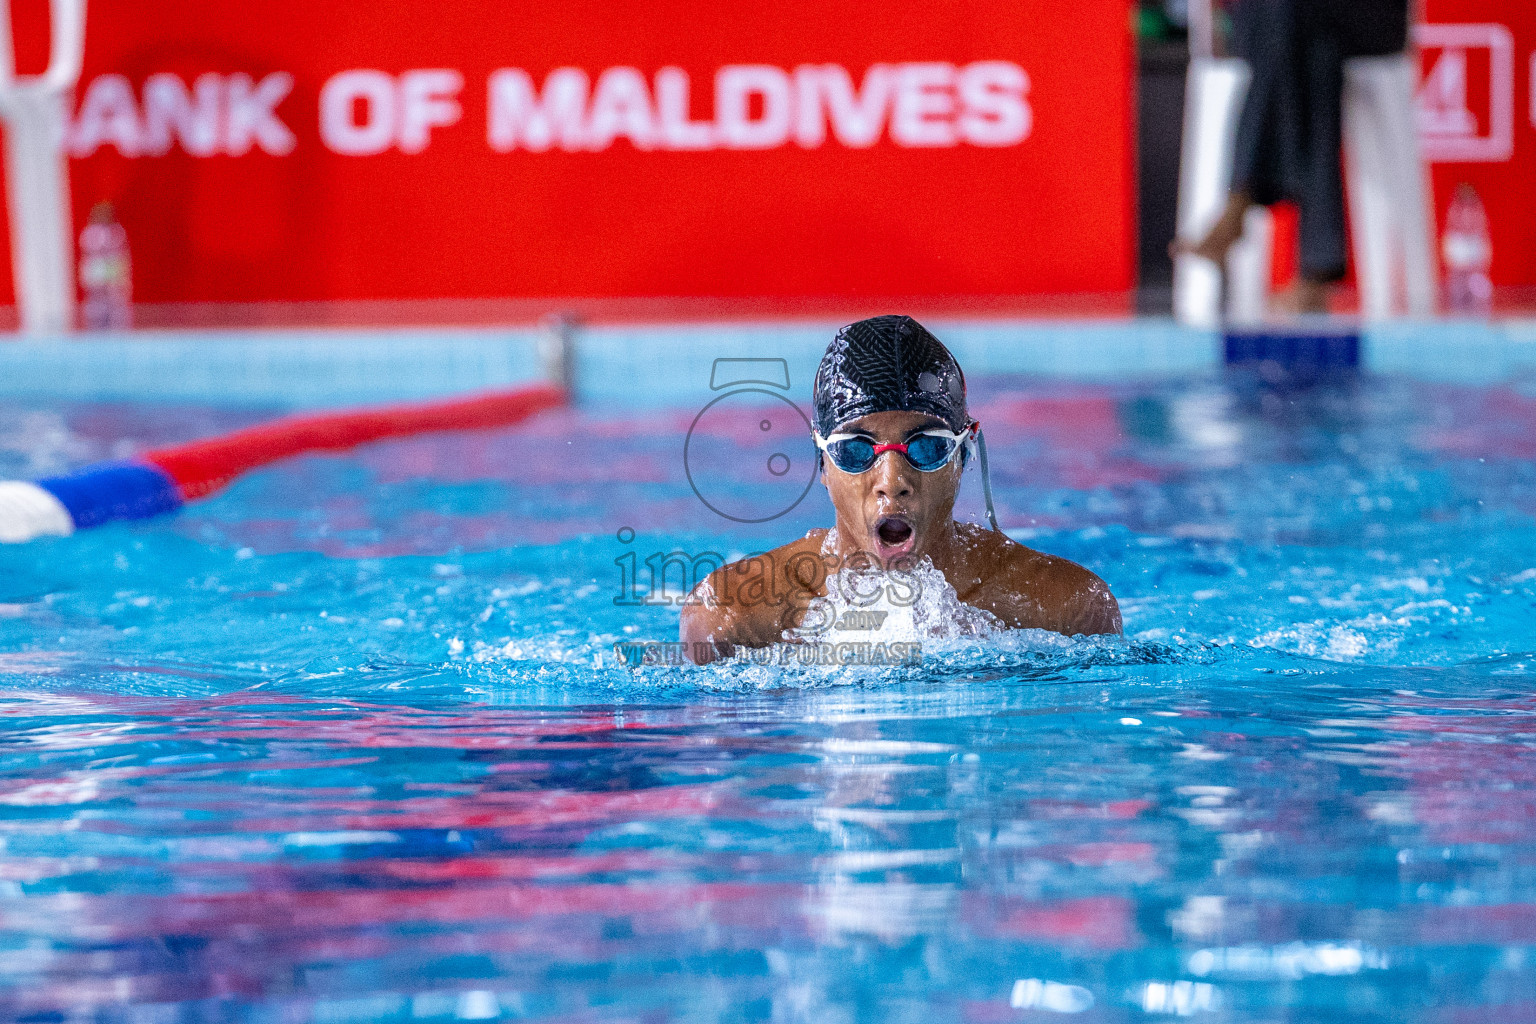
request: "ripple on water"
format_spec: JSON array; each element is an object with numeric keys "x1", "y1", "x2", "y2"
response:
[{"x1": 0, "y1": 375, "x2": 1532, "y2": 1020}]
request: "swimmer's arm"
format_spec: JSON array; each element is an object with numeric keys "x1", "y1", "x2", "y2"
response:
[
  {"x1": 678, "y1": 569, "x2": 788, "y2": 665},
  {"x1": 992, "y1": 550, "x2": 1123, "y2": 636},
  {"x1": 1062, "y1": 573, "x2": 1122, "y2": 636},
  {"x1": 680, "y1": 540, "x2": 830, "y2": 664}
]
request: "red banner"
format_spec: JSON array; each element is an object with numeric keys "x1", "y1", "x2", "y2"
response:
[
  {"x1": 0, "y1": 1, "x2": 1137, "y2": 312},
  {"x1": 1420, "y1": 1, "x2": 1536, "y2": 290}
]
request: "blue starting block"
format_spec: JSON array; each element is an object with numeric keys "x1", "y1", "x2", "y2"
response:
[{"x1": 1224, "y1": 328, "x2": 1360, "y2": 386}]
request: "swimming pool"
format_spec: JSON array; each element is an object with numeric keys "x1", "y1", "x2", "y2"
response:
[{"x1": 0, "y1": 324, "x2": 1533, "y2": 1022}]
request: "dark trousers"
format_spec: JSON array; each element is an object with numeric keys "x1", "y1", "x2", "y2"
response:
[{"x1": 1228, "y1": 0, "x2": 1409, "y2": 282}]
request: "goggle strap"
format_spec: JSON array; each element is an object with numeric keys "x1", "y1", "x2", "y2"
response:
[{"x1": 975, "y1": 427, "x2": 1001, "y2": 532}]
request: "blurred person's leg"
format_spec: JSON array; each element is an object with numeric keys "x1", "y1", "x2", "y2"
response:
[
  {"x1": 1332, "y1": 0, "x2": 1409, "y2": 57},
  {"x1": 1282, "y1": 0, "x2": 1410, "y2": 312},
  {"x1": 1292, "y1": 14, "x2": 1346, "y2": 306},
  {"x1": 1181, "y1": 0, "x2": 1410, "y2": 312},
  {"x1": 1180, "y1": 0, "x2": 1300, "y2": 267}
]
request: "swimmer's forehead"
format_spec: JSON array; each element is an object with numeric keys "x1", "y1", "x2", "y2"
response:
[{"x1": 834, "y1": 410, "x2": 948, "y2": 437}]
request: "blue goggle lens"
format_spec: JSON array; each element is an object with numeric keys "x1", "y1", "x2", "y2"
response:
[
  {"x1": 826, "y1": 438, "x2": 877, "y2": 472},
  {"x1": 906, "y1": 435, "x2": 958, "y2": 470}
]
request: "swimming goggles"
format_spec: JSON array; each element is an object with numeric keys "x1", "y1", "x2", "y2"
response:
[
  {"x1": 811, "y1": 421, "x2": 1001, "y2": 532},
  {"x1": 813, "y1": 424, "x2": 976, "y2": 474}
]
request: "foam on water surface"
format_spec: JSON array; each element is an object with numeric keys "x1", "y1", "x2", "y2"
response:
[{"x1": 798, "y1": 559, "x2": 1007, "y2": 643}]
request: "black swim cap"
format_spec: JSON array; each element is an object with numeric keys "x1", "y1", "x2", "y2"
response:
[{"x1": 812, "y1": 315, "x2": 968, "y2": 436}]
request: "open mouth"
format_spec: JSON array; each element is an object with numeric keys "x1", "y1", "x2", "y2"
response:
[{"x1": 872, "y1": 515, "x2": 917, "y2": 560}]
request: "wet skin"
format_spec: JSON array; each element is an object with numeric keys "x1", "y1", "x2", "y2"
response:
[{"x1": 680, "y1": 410, "x2": 1122, "y2": 663}]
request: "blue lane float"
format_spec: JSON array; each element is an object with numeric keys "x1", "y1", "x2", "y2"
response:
[{"x1": 35, "y1": 462, "x2": 185, "y2": 530}]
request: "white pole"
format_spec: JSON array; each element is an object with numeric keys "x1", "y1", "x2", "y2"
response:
[
  {"x1": 1189, "y1": 0, "x2": 1214, "y2": 60},
  {"x1": 1344, "y1": 54, "x2": 1438, "y2": 320},
  {"x1": 1173, "y1": 57, "x2": 1252, "y2": 327},
  {"x1": 1226, "y1": 205, "x2": 1273, "y2": 325},
  {"x1": 0, "y1": 0, "x2": 87, "y2": 336},
  {"x1": 1174, "y1": 0, "x2": 1235, "y2": 327}
]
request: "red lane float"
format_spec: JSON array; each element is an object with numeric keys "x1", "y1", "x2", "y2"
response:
[
  {"x1": 147, "y1": 383, "x2": 566, "y2": 500},
  {"x1": 0, "y1": 382, "x2": 565, "y2": 542}
]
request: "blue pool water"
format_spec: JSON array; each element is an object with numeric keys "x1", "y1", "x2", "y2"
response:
[{"x1": 0, "y1": 359, "x2": 1535, "y2": 1022}]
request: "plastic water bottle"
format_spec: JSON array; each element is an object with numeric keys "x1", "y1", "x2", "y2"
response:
[
  {"x1": 1442, "y1": 183, "x2": 1492, "y2": 318},
  {"x1": 78, "y1": 201, "x2": 132, "y2": 330}
]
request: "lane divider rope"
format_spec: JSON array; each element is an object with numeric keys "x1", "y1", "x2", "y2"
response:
[{"x1": 1, "y1": 382, "x2": 565, "y2": 543}]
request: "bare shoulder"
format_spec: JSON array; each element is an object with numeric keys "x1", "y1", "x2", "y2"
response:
[
  {"x1": 958, "y1": 526, "x2": 1122, "y2": 636},
  {"x1": 696, "y1": 531, "x2": 830, "y2": 601}
]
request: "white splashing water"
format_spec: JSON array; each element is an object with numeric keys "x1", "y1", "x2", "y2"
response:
[{"x1": 790, "y1": 558, "x2": 1004, "y2": 643}]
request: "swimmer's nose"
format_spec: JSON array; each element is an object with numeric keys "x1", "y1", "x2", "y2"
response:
[{"x1": 870, "y1": 450, "x2": 914, "y2": 501}]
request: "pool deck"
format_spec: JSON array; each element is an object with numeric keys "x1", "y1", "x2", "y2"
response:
[{"x1": 0, "y1": 318, "x2": 1531, "y2": 409}]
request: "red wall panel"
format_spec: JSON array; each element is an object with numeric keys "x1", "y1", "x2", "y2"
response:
[
  {"x1": 1418, "y1": 2, "x2": 1536, "y2": 292},
  {"x1": 0, "y1": 1, "x2": 1138, "y2": 309}
]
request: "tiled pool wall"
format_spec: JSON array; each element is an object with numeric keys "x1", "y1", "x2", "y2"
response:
[{"x1": 0, "y1": 319, "x2": 1531, "y2": 409}]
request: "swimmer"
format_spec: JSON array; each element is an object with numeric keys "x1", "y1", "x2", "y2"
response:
[{"x1": 681, "y1": 315, "x2": 1121, "y2": 663}]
